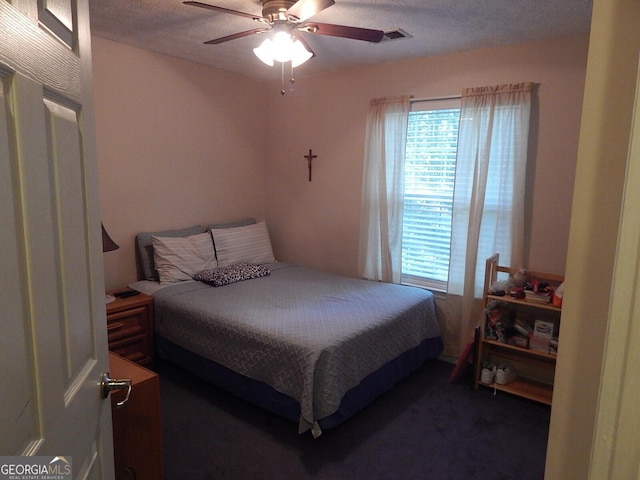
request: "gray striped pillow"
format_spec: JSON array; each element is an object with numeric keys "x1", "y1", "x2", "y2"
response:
[
  {"x1": 152, "y1": 232, "x2": 217, "y2": 284},
  {"x1": 212, "y1": 221, "x2": 275, "y2": 267}
]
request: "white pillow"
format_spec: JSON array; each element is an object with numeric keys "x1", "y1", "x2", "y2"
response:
[
  {"x1": 212, "y1": 221, "x2": 275, "y2": 268},
  {"x1": 152, "y1": 232, "x2": 217, "y2": 284}
]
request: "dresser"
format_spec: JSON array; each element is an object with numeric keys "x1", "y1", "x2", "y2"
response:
[
  {"x1": 106, "y1": 290, "x2": 154, "y2": 366},
  {"x1": 109, "y1": 352, "x2": 163, "y2": 480}
]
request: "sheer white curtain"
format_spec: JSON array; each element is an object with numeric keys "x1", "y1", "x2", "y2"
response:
[
  {"x1": 358, "y1": 95, "x2": 411, "y2": 283},
  {"x1": 448, "y1": 82, "x2": 533, "y2": 354}
]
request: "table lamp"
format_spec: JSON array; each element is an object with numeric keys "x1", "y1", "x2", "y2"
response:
[{"x1": 102, "y1": 223, "x2": 119, "y2": 303}]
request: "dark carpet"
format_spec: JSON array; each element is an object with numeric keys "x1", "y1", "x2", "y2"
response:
[{"x1": 157, "y1": 359, "x2": 549, "y2": 480}]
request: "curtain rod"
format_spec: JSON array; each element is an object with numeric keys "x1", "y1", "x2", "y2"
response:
[{"x1": 410, "y1": 94, "x2": 461, "y2": 103}]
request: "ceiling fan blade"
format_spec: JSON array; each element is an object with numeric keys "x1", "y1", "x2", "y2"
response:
[
  {"x1": 204, "y1": 28, "x2": 270, "y2": 45},
  {"x1": 286, "y1": 0, "x2": 335, "y2": 23},
  {"x1": 300, "y1": 22, "x2": 384, "y2": 43},
  {"x1": 183, "y1": 1, "x2": 262, "y2": 21}
]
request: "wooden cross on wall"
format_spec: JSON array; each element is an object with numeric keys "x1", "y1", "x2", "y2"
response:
[{"x1": 304, "y1": 149, "x2": 317, "y2": 182}]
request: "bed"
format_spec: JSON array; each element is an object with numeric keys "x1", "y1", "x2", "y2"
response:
[{"x1": 131, "y1": 219, "x2": 443, "y2": 437}]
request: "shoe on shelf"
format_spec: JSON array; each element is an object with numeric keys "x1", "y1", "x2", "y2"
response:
[
  {"x1": 496, "y1": 365, "x2": 517, "y2": 385},
  {"x1": 480, "y1": 364, "x2": 497, "y2": 385}
]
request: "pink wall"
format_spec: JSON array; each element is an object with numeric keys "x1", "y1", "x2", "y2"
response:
[
  {"x1": 93, "y1": 33, "x2": 588, "y2": 290},
  {"x1": 265, "y1": 34, "x2": 589, "y2": 278},
  {"x1": 92, "y1": 37, "x2": 268, "y2": 289}
]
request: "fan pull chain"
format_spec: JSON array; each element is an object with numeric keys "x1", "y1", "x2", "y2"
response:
[
  {"x1": 289, "y1": 63, "x2": 295, "y2": 93},
  {"x1": 280, "y1": 62, "x2": 296, "y2": 96}
]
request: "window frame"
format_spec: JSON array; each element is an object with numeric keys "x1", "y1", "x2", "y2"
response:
[{"x1": 401, "y1": 96, "x2": 461, "y2": 292}]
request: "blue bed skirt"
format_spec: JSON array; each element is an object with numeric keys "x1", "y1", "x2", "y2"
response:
[{"x1": 156, "y1": 334, "x2": 443, "y2": 432}]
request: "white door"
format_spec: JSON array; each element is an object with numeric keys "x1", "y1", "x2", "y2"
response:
[
  {"x1": 589, "y1": 57, "x2": 640, "y2": 479},
  {"x1": 0, "y1": 1, "x2": 114, "y2": 478}
]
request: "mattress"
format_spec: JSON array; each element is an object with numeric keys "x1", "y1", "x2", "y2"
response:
[{"x1": 150, "y1": 263, "x2": 442, "y2": 437}]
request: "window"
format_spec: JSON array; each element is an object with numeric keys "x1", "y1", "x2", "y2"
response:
[{"x1": 402, "y1": 98, "x2": 460, "y2": 290}]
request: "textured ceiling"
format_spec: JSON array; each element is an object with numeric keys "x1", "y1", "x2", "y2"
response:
[{"x1": 89, "y1": 0, "x2": 593, "y2": 80}]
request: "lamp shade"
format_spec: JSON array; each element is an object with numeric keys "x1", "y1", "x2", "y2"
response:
[
  {"x1": 102, "y1": 223, "x2": 119, "y2": 252},
  {"x1": 253, "y1": 38, "x2": 276, "y2": 66},
  {"x1": 289, "y1": 38, "x2": 313, "y2": 68}
]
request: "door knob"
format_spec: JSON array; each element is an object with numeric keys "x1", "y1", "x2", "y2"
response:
[{"x1": 100, "y1": 372, "x2": 132, "y2": 407}]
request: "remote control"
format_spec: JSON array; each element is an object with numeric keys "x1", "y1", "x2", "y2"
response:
[{"x1": 114, "y1": 290, "x2": 140, "y2": 298}]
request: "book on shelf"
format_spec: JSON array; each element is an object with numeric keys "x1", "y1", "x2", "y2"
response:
[{"x1": 524, "y1": 291, "x2": 551, "y2": 304}]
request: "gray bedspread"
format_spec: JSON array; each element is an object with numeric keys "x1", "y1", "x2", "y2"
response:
[{"x1": 153, "y1": 263, "x2": 441, "y2": 437}]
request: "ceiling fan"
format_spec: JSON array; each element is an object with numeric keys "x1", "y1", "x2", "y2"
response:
[{"x1": 184, "y1": 0, "x2": 385, "y2": 65}]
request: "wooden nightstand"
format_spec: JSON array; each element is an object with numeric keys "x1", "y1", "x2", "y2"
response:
[
  {"x1": 106, "y1": 290, "x2": 154, "y2": 366},
  {"x1": 109, "y1": 353, "x2": 163, "y2": 480}
]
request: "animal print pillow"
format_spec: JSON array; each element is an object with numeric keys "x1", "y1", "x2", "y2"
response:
[{"x1": 193, "y1": 262, "x2": 270, "y2": 287}]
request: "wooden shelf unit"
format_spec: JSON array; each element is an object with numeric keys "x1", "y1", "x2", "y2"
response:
[
  {"x1": 109, "y1": 353, "x2": 163, "y2": 480},
  {"x1": 474, "y1": 253, "x2": 564, "y2": 406}
]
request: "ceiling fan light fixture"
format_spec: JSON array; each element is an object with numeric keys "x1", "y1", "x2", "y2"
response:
[
  {"x1": 272, "y1": 30, "x2": 295, "y2": 62},
  {"x1": 289, "y1": 36, "x2": 313, "y2": 67},
  {"x1": 253, "y1": 38, "x2": 276, "y2": 66},
  {"x1": 252, "y1": 31, "x2": 312, "y2": 67}
]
